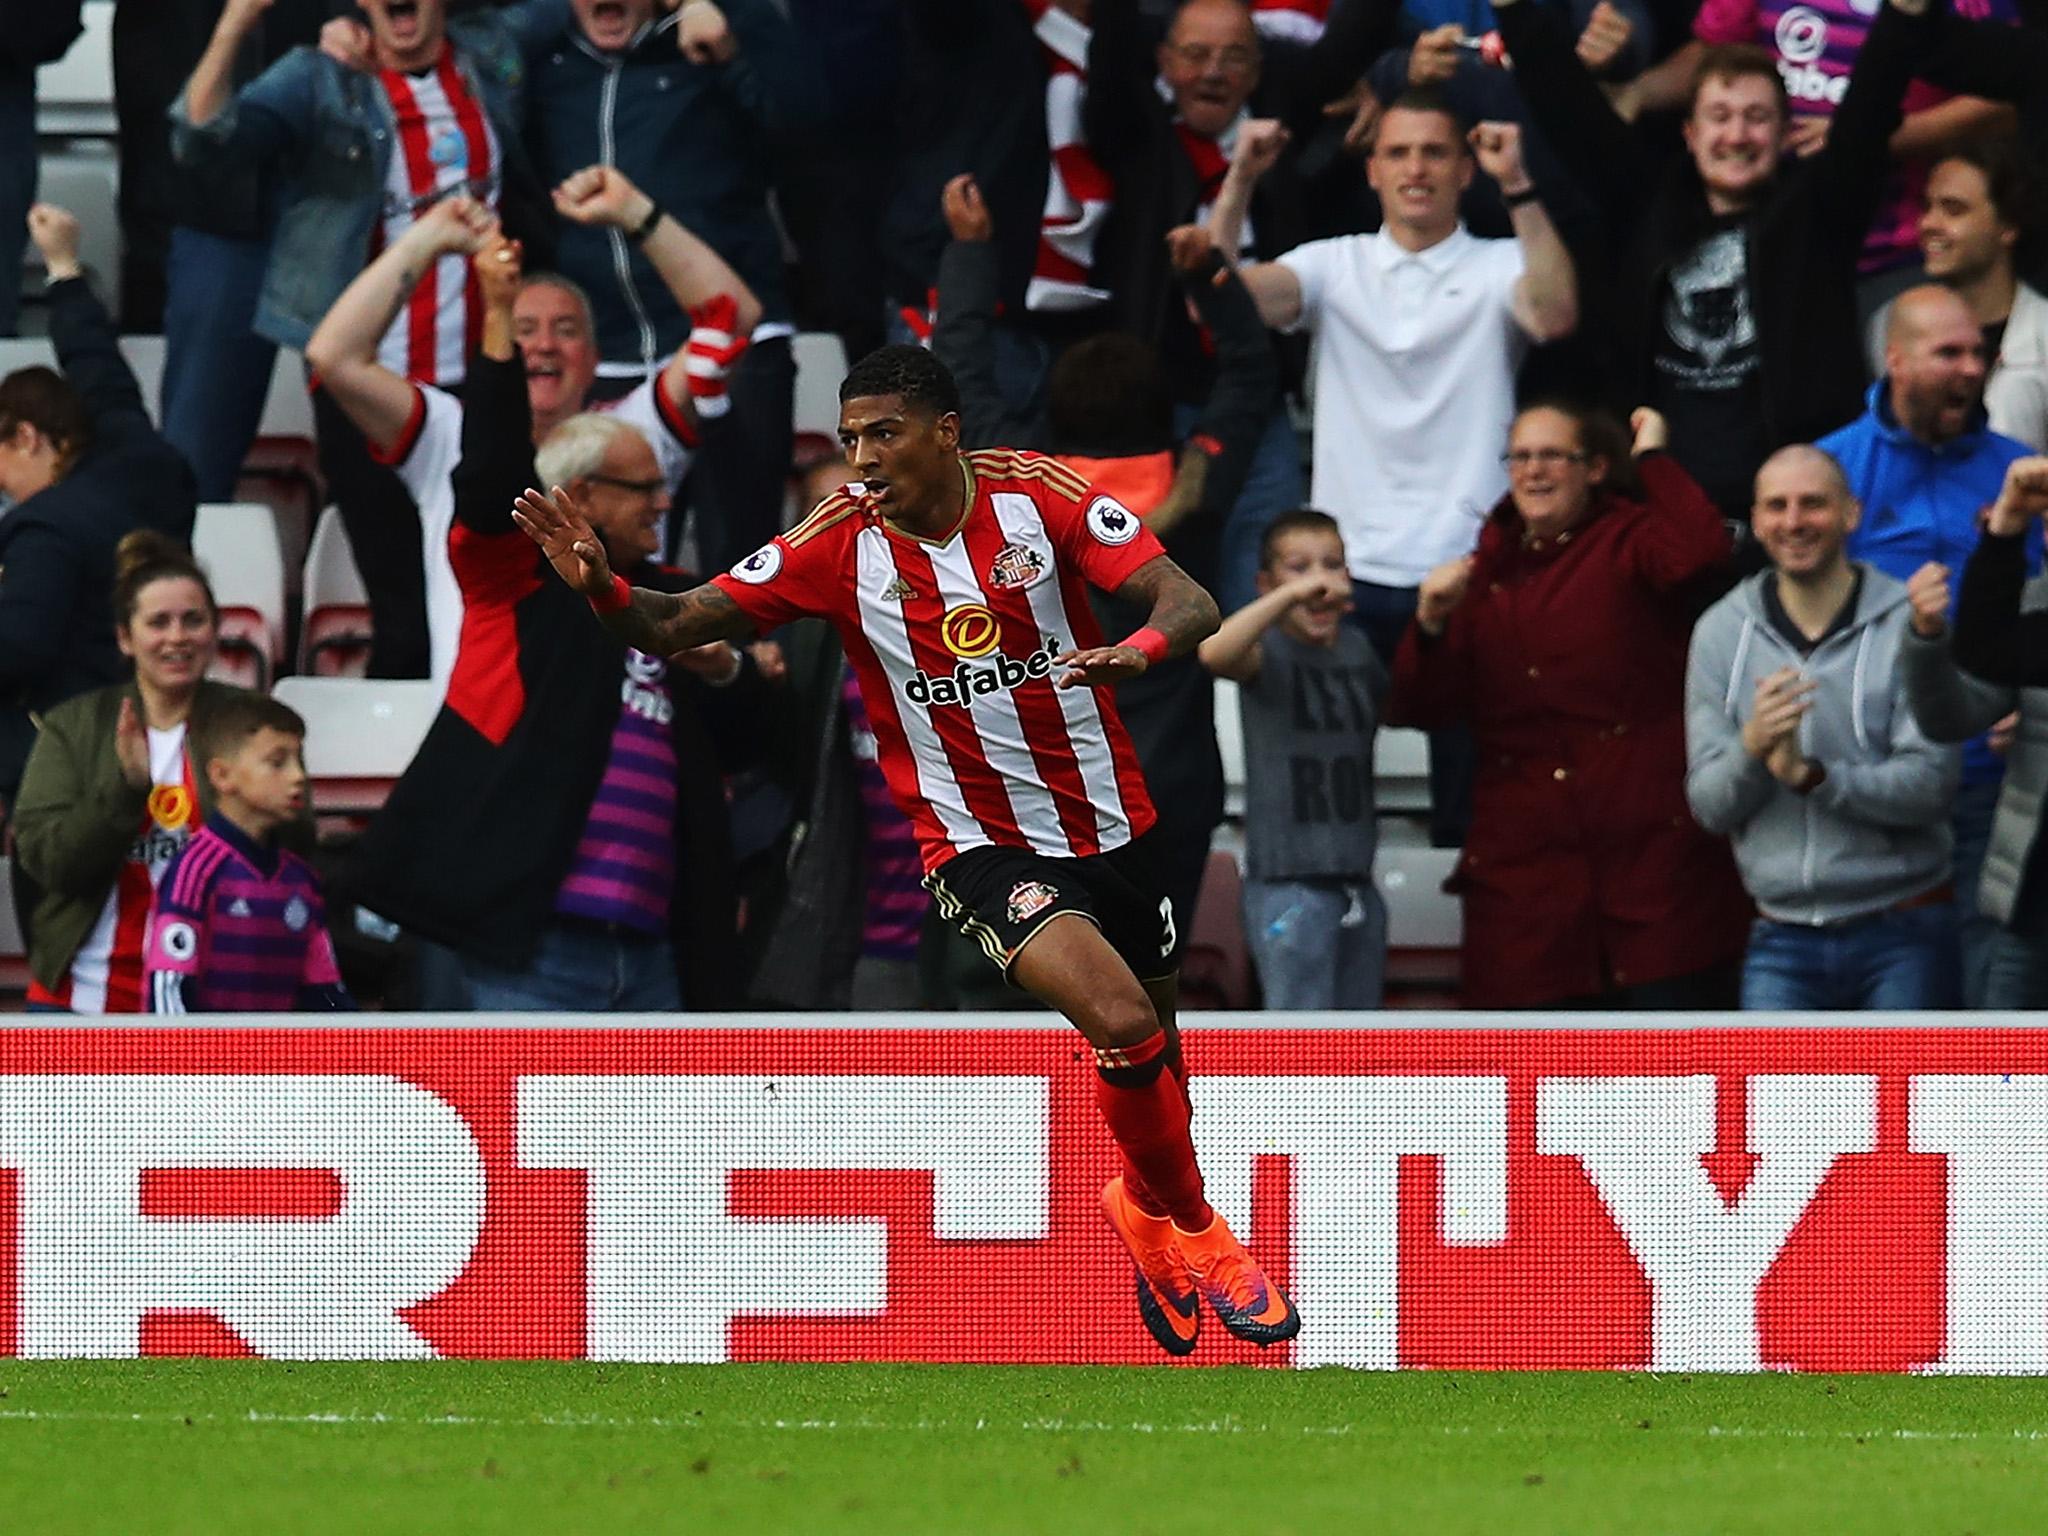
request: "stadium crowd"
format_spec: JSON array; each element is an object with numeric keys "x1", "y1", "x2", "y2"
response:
[{"x1": 8, "y1": 0, "x2": 2048, "y2": 1014}]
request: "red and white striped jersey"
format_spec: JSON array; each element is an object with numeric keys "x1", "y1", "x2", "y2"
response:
[
  {"x1": 712, "y1": 449, "x2": 1162, "y2": 873},
  {"x1": 26, "y1": 724, "x2": 197, "y2": 1014},
  {"x1": 375, "y1": 54, "x2": 500, "y2": 386}
]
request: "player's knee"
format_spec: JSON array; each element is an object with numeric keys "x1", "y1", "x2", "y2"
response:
[{"x1": 1093, "y1": 996, "x2": 1161, "y2": 1050}]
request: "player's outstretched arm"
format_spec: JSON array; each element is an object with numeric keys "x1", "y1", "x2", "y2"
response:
[
  {"x1": 511, "y1": 484, "x2": 757, "y2": 654},
  {"x1": 1056, "y1": 555, "x2": 1221, "y2": 690}
]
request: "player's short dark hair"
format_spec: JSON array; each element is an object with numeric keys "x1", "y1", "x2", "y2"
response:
[
  {"x1": 1380, "y1": 87, "x2": 1471, "y2": 146},
  {"x1": 0, "y1": 365, "x2": 90, "y2": 470},
  {"x1": 1687, "y1": 44, "x2": 1789, "y2": 121},
  {"x1": 1259, "y1": 509, "x2": 1343, "y2": 568},
  {"x1": 1935, "y1": 134, "x2": 2043, "y2": 267},
  {"x1": 192, "y1": 693, "x2": 307, "y2": 774},
  {"x1": 113, "y1": 529, "x2": 218, "y2": 629},
  {"x1": 1047, "y1": 333, "x2": 1173, "y2": 456},
  {"x1": 839, "y1": 345, "x2": 962, "y2": 420}
]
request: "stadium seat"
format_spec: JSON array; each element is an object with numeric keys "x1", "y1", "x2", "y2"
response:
[
  {"x1": 1214, "y1": 678, "x2": 1245, "y2": 820},
  {"x1": 300, "y1": 506, "x2": 374, "y2": 677},
  {"x1": 35, "y1": 2, "x2": 116, "y2": 139},
  {"x1": 792, "y1": 331, "x2": 849, "y2": 440},
  {"x1": 1180, "y1": 848, "x2": 1255, "y2": 1011},
  {"x1": 272, "y1": 676, "x2": 439, "y2": 818},
  {"x1": 1377, "y1": 822, "x2": 1462, "y2": 1007},
  {"x1": 0, "y1": 335, "x2": 163, "y2": 420},
  {"x1": 1374, "y1": 728, "x2": 1431, "y2": 813},
  {"x1": 0, "y1": 855, "x2": 27, "y2": 1000},
  {"x1": 258, "y1": 350, "x2": 318, "y2": 441},
  {"x1": 27, "y1": 148, "x2": 122, "y2": 314},
  {"x1": 193, "y1": 502, "x2": 288, "y2": 691}
]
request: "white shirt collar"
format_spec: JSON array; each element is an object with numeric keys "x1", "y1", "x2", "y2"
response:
[{"x1": 1369, "y1": 222, "x2": 1474, "y2": 275}]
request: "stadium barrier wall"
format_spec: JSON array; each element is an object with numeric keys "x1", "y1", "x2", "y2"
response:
[{"x1": 2, "y1": 1014, "x2": 2047, "y2": 1371}]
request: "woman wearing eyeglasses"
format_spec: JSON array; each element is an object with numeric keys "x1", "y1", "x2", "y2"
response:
[{"x1": 1388, "y1": 401, "x2": 1752, "y2": 1009}]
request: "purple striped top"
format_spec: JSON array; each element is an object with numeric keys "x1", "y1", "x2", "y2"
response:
[
  {"x1": 145, "y1": 817, "x2": 344, "y2": 1013},
  {"x1": 842, "y1": 669, "x2": 927, "y2": 961},
  {"x1": 556, "y1": 649, "x2": 678, "y2": 934}
]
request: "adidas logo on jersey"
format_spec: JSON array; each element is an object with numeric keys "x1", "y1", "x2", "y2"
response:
[{"x1": 904, "y1": 636, "x2": 1062, "y2": 709}]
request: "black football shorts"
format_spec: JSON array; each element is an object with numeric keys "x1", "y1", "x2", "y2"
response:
[{"x1": 923, "y1": 833, "x2": 1184, "y2": 984}]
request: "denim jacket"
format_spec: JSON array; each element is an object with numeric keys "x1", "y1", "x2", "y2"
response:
[{"x1": 168, "y1": 0, "x2": 570, "y2": 352}]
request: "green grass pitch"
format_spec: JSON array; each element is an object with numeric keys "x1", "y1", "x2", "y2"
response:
[{"x1": 4, "y1": 1362, "x2": 2048, "y2": 1534}]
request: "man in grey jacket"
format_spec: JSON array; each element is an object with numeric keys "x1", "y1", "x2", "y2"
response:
[{"x1": 1685, "y1": 444, "x2": 1961, "y2": 1010}]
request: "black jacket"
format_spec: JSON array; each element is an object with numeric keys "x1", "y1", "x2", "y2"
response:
[
  {"x1": 527, "y1": 1, "x2": 822, "y2": 362},
  {"x1": 0, "y1": 279, "x2": 197, "y2": 798},
  {"x1": 1083, "y1": 0, "x2": 1389, "y2": 393},
  {"x1": 882, "y1": 0, "x2": 1049, "y2": 316},
  {"x1": 1494, "y1": 0, "x2": 1936, "y2": 463},
  {"x1": 346, "y1": 351, "x2": 753, "y2": 1006}
]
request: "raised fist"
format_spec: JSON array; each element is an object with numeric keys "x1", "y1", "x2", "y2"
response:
[
  {"x1": 1575, "y1": 1, "x2": 1634, "y2": 75},
  {"x1": 552, "y1": 166, "x2": 652, "y2": 232},
  {"x1": 26, "y1": 205, "x2": 82, "y2": 280},
  {"x1": 1469, "y1": 121, "x2": 1531, "y2": 195},
  {"x1": 1906, "y1": 561, "x2": 1951, "y2": 640},
  {"x1": 1417, "y1": 555, "x2": 1475, "y2": 635},
  {"x1": 941, "y1": 174, "x2": 993, "y2": 243},
  {"x1": 474, "y1": 233, "x2": 525, "y2": 312},
  {"x1": 1231, "y1": 118, "x2": 1291, "y2": 183},
  {"x1": 1408, "y1": 23, "x2": 1461, "y2": 86}
]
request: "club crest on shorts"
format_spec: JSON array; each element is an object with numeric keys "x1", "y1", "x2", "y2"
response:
[
  {"x1": 987, "y1": 541, "x2": 1047, "y2": 591},
  {"x1": 1007, "y1": 880, "x2": 1059, "y2": 924},
  {"x1": 1085, "y1": 495, "x2": 1140, "y2": 546},
  {"x1": 730, "y1": 542, "x2": 784, "y2": 584}
]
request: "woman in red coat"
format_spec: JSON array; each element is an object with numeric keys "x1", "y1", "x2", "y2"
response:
[{"x1": 1390, "y1": 402, "x2": 1752, "y2": 1009}]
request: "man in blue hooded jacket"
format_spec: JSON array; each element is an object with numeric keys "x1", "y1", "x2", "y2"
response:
[{"x1": 1819, "y1": 281, "x2": 2038, "y2": 1004}]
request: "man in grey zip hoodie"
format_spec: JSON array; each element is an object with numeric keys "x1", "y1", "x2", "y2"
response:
[{"x1": 1685, "y1": 444, "x2": 1961, "y2": 1010}]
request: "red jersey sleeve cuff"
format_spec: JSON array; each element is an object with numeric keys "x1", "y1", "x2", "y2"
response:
[
  {"x1": 655, "y1": 378, "x2": 699, "y2": 449},
  {"x1": 365, "y1": 385, "x2": 428, "y2": 467}
]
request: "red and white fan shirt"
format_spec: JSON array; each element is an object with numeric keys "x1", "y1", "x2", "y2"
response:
[
  {"x1": 374, "y1": 376, "x2": 697, "y2": 689},
  {"x1": 26, "y1": 724, "x2": 198, "y2": 1014},
  {"x1": 374, "y1": 54, "x2": 501, "y2": 386},
  {"x1": 711, "y1": 449, "x2": 1162, "y2": 873}
]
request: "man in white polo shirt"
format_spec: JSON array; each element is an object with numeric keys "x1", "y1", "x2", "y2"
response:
[{"x1": 1211, "y1": 88, "x2": 1577, "y2": 842}]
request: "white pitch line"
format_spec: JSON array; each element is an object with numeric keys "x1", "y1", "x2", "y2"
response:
[{"x1": 0, "y1": 1409, "x2": 2043, "y2": 1444}]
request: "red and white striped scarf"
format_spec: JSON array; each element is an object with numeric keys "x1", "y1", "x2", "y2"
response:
[
  {"x1": 1021, "y1": 1, "x2": 1113, "y2": 313},
  {"x1": 1166, "y1": 105, "x2": 1252, "y2": 254}
]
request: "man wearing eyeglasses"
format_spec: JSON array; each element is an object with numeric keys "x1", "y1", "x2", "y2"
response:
[
  {"x1": 305, "y1": 170, "x2": 760, "y2": 692},
  {"x1": 348, "y1": 226, "x2": 760, "y2": 1014}
]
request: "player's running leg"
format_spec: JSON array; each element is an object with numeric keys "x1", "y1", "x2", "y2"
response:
[
  {"x1": 1132, "y1": 969, "x2": 1297, "y2": 1346},
  {"x1": 1012, "y1": 918, "x2": 1296, "y2": 1349}
]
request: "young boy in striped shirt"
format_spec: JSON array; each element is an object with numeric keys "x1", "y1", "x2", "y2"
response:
[{"x1": 145, "y1": 695, "x2": 352, "y2": 1014}]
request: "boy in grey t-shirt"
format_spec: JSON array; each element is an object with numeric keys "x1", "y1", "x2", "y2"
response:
[{"x1": 1200, "y1": 512, "x2": 1389, "y2": 1009}]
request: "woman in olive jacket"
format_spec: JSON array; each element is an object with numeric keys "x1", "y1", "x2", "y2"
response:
[{"x1": 10, "y1": 530, "x2": 296, "y2": 1011}]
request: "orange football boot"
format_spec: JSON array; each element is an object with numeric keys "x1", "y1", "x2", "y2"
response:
[
  {"x1": 1175, "y1": 1211, "x2": 1300, "y2": 1346},
  {"x1": 1100, "y1": 1176, "x2": 1201, "y2": 1356}
]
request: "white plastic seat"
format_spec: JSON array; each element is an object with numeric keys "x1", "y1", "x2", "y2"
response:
[
  {"x1": 1214, "y1": 677, "x2": 1245, "y2": 820},
  {"x1": 792, "y1": 330, "x2": 849, "y2": 440},
  {"x1": 0, "y1": 854, "x2": 26, "y2": 997},
  {"x1": 299, "y1": 506, "x2": 373, "y2": 677},
  {"x1": 1373, "y1": 727, "x2": 1432, "y2": 813},
  {"x1": 272, "y1": 677, "x2": 441, "y2": 816},
  {"x1": 35, "y1": 2, "x2": 115, "y2": 138},
  {"x1": 193, "y1": 502, "x2": 287, "y2": 691},
  {"x1": 0, "y1": 335, "x2": 164, "y2": 423}
]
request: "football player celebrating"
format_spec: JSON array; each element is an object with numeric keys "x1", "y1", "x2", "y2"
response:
[{"x1": 513, "y1": 344, "x2": 1299, "y2": 1355}]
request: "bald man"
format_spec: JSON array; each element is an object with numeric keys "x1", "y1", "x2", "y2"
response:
[
  {"x1": 1685, "y1": 444, "x2": 1962, "y2": 1011},
  {"x1": 1818, "y1": 282, "x2": 2038, "y2": 1005}
]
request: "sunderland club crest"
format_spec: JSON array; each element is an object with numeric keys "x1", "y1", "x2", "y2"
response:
[
  {"x1": 987, "y1": 542, "x2": 1047, "y2": 591},
  {"x1": 1007, "y1": 880, "x2": 1059, "y2": 924}
]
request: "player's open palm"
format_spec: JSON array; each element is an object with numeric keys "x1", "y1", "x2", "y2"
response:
[
  {"x1": 512, "y1": 485, "x2": 615, "y2": 600},
  {"x1": 1055, "y1": 645, "x2": 1149, "y2": 690}
]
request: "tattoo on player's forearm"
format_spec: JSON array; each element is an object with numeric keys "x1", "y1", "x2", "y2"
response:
[
  {"x1": 1116, "y1": 557, "x2": 1223, "y2": 658},
  {"x1": 597, "y1": 583, "x2": 749, "y2": 656}
]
